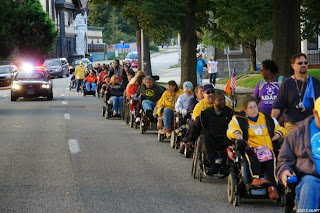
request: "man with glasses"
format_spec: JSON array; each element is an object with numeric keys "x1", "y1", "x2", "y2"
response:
[
  {"x1": 189, "y1": 92, "x2": 233, "y2": 176},
  {"x1": 271, "y1": 53, "x2": 320, "y2": 132},
  {"x1": 192, "y1": 84, "x2": 215, "y2": 121}
]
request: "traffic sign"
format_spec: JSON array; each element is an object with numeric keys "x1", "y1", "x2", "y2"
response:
[{"x1": 115, "y1": 44, "x2": 130, "y2": 49}]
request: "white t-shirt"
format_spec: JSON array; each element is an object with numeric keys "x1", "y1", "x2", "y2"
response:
[{"x1": 208, "y1": 61, "x2": 218, "y2": 74}]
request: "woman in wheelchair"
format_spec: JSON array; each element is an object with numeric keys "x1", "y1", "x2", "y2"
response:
[
  {"x1": 106, "y1": 75, "x2": 125, "y2": 116},
  {"x1": 227, "y1": 95, "x2": 287, "y2": 200},
  {"x1": 84, "y1": 71, "x2": 98, "y2": 91},
  {"x1": 156, "y1": 80, "x2": 183, "y2": 138}
]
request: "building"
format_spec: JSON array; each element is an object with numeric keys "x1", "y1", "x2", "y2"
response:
[{"x1": 87, "y1": 26, "x2": 106, "y2": 61}]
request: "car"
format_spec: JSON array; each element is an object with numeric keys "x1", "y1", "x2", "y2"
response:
[
  {"x1": 43, "y1": 58, "x2": 69, "y2": 78},
  {"x1": 11, "y1": 67, "x2": 53, "y2": 101},
  {"x1": 69, "y1": 58, "x2": 93, "y2": 73},
  {"x1": 0, "y1": 65, "x2": 18, "y2": 87},
  {"x1": 125, "y1": 51, "x2": 138, "y2": 64}
]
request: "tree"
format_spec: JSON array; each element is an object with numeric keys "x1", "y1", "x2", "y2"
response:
[{"x1": 202, "y1": 0, "x2": 273, "y2": 71}]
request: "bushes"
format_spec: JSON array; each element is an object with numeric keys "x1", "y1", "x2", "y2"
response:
[{"x1": 149, "y1": 44, "x2": 159, "y2": 52}]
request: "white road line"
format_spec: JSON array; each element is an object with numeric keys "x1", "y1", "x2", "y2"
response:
[
  {"x1": 62, "y1": 101, "x2": 67, "y2": 105},
  {"x1": 64, "y1": 113, "x2": 71, "y2": 119},
  {"x1": 68, "y1": 139, "x2": 80, "y2": 154},
  {"x1": 66, "y1": 87, "x2": 69, "y2": 90},
  {"x1": 2, "y1": 95, "x2": 7, "y2": 98},
  {"x1": 61, "y1": 94, "x2": 65, "y2": 96}
]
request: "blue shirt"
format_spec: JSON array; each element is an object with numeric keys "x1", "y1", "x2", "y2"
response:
[
  {"x1": 310, "y1": 118, "x2": 320, "y2": 175},
  {"x1": 196, "y1": 59, "x2": 206, "y2": 73}
]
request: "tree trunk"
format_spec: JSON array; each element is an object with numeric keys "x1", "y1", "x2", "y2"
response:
[
  {"x1": 179, "y1": 0, "x2": 197, "y2": 88},
  {"x1": 136, "y1": 30, "x2": 142, "y2": 70},
  {"x1": 272, "y1": 0, "x2": 301, "y2": 77},
  {"x1": 143, "y1": 35, "x2": 152, "y2": 76},
  {"x1": 248, "y1": 41, "x2": 257, "y2": 71}
]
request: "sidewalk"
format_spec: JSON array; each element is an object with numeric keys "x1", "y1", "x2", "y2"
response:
[{"x1": 155, "y1": 67, "x2": 254, "y2": 94}]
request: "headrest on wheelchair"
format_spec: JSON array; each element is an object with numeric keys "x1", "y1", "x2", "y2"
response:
[{"x1": 151, "y1": 75, "x2": 159, "y2": 81}]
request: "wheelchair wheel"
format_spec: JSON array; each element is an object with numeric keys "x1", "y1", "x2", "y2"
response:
[
  {"x1": 233, "y1": 193, "x2": 240, "y2": 206},
  {"x1": 192, "y1": 141, "x2": 199, "y2": 179},
  {"x1": 184, "y1": 145, "x2": 191, "y2": 158},
  {"x1": 140, "y1": 120, "x2": 144, "y2": 134},
  {"x1": 227, "y1": 172, "x2": 238, "y2": 203},
  {"x1": 278, "y1": 194, "x2": 286, "y2": 207},
  {"x1": 130, "y1": 114, "x2": 134, "y2": 128},
  {"x1": 102, "y1": 106, "x2": 106, "y2": 117},
  {"x1": 106, "y1": 110, "x2": 111, "y2": 119},
  {"x1": 158, "y1": 131, "x2": 164, "y2": 142},
  {"x1": 170, "y1": 131, "x2": 177, "y2": 148}
]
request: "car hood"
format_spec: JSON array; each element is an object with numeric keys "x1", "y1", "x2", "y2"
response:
[{"x1": 14, "y1": 80, "x2": 48, "y2": 84}]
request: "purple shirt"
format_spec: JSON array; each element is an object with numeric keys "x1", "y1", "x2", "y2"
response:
[{"x1": 253, "y1": 76, "x2": 284, "y2": 114}]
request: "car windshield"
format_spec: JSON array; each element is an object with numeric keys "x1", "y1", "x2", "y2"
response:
[
  {"x1": 126, "y1": 53, "x2": 137, "y2": 59},
  {"x1": 43, "y1": 59, "x2": 61, "y2": 67},
  {"x1": 0, "y1": 66, "x2": 12, "y2": 74},
  {"x1": 15, "y1": 71, "x2": 47, "y2": 80},
  {"x1": 73, "y1": 60, "x2": 81, "y2": 65}
]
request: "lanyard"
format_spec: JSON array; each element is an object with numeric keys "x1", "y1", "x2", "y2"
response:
[{"x1": 293, "y1": 76, "x2": 307, "y2": 102}]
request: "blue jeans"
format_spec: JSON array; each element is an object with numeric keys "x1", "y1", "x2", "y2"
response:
[
  {"x1": 85, "y1": 82, "x2": 96, "y2": 91},
  {"x1": 296, "y1": 175, "x2": 320, "y2": 211},
  {"x1": 197, "y1": 72, "x2": 203, "y2": 86},
  {"x1": 109, "y1": 96, "x2": 123, "y2": 112},
  {"x1": 142, "y1": 100, "x2": 156, "y2": 112},
  {"x1": 163, "y1": 108, "x2": 173, "y2": 131},
  {"x1": 77, "y1": 79, "x2": 84, "y2": 93}
]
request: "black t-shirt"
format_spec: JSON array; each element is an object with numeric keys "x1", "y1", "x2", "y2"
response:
[{"x1": 272, "y1": 76, "x2": 320, "y2": 123}]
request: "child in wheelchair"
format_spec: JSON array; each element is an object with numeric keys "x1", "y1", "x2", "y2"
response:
[{"x1": 227, "y1": 95, "x2": 287, "y2": 203}]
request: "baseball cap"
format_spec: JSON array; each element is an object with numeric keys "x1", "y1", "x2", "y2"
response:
[
  {"x1": 203, "y1": 84, "x2": 215, "y2": 92},
  {"x1": 315, "y1": 97, "x2": 320, "y2": 117},
  {"x1": 183, "y1": 81, "x2": 193, "y2": 92},
  {"x1": 80, "y1": 61, "x2": 84, "y2": 65}
]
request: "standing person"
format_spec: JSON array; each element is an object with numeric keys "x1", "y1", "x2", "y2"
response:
[
  {"x1": 253, "y1": 59, "x2": 284, "y2": 115},
  {"x1": 207, "y1": 56, "x2": 220, "y2": 86},
  {"x1": 109, "y1": 59, "x2": 123, "y2": 82},
  {"x1": 196, "y1": 54, "x2": 207, "y2": 86},
  {"x1": 277, "y1": 97, "x2": 320, "y2": 211},
  {"x1": 271, "y1": 53, "x2": 320, "y2": 132},
  {"x1": 122, "y1": 64, "x2": 135, "y2": 87},
  {"x1": 74, "y1": 61, "x2": 86, "y2": 95}
]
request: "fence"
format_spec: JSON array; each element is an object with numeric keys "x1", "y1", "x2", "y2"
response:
[{"x1": 308, "y1": 49, "x2": 320, "y2": 64}]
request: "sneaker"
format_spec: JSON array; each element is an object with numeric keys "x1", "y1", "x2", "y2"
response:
[
  {"x1": 251, "y1": 178, "x2": 271, "y2": 186},
  {"x1": 77, "y1": 92, "x2": 79, "y2": 95},
  {"x1": 113, "y1": 110, "x2": 117, "y2": 116},
  {"x1": 268, "y1": 186, "x2": 279, "y2": 199},
  {"x1": 165, "y1": 130, "x2": 171, "y2": 138}
]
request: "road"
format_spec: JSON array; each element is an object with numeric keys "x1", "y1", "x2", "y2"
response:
[
  {"x1": 151, "y1": 51, "x2": 178, "y2": 72},
  {"x1": 0, "y1": 77, "x2": 285, "y2": 212}
]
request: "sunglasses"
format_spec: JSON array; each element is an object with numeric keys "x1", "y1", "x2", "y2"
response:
[
  {"x1": 205, "y1": 90, "x2": 215, "y2": 94},
  {"x1": 296, "y1": 61, "x2": 308, "y2": 65}
]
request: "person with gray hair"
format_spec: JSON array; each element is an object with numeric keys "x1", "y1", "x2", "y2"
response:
[{"x1": 137, "y1": 76, "x2": 164, "y2": 122}]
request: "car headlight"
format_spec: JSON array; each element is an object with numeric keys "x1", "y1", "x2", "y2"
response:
[
  {"x1": 41, "y1": 84, "x2": 50, "y2": 89},
  {"x1": 12, "y1": 83, "x2": 21, "y2": 90}
]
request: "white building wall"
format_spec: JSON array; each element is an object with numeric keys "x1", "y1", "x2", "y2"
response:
[{"x1": 74, "y1": 12, "x2": 88, "y2": 56}]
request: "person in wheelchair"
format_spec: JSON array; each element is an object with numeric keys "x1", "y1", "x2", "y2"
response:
[
  {"x1": 157, "y1": 80, "x2": 183, "y2": 137},
  {"x1": 175, "y1": 81, "x2": 194, "y2": 116},
  {"x1": 227, "y1": 95, "x2": 287, "y2": 199},
  {"x1": 101, "y1": 75, "x2": 111, "y2": 97},
  {"x1": 189, "y1": 92, "x2": 233, "y2": 176},
  {"x1": 137, "y1": 76, "x2": 165, "y2": 123},
  {"x1": 106, "y1": 75, "x2": 125, "y2": 116},
  {"x1": 277, "y1": 97, "x2": 320, "y2": 211},
  {"x1": 84, "y1": 71, "x2": 98, "y2": 92}
]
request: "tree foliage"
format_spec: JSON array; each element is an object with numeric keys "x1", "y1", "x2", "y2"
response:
[{"x1": 301, "y1": 0, "x2": 320, "y2": 41}]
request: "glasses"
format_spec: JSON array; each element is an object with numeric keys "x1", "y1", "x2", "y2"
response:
[
  {"x1": 296, "y1": 61, "x2": 308, "y2": 65},
  {"x1": 205, "y1": 90, "x2": 215, "y2": 94}
]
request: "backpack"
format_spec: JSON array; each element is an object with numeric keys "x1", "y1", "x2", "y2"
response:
[{"x1": 258, "y1": 75, "x2": 284, "y2": 92}]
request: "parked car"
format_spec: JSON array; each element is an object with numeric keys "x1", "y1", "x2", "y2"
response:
[
  {"x1": 0, "y1": 65, "x2": 18, "y2": 87},
  {"x1": 69, "y1": 58, "x2": 93, "y2": 73},
  {"x1": 43, "y1": 58, "x2": 69, "y2": 78},
  {"x1": 11, "y1": 67, "x2": 53, "y2": 101},
  {"x1": 125, "y1": 51, "x2": 138, "y2": 64}
]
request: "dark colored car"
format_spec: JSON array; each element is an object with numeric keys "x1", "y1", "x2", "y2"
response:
[
  {"x1": 43, "y1": 58, "x2": 69, "y2": 78},
  {"x1": 0, "y1": 65, "x2": 18, "y2": 87},
  {"x1": 11, "y1": 67, "x2": 53, "y2": 101},
  {"x1": 69, "y1": 58, "x2": 93, "y2": 73}
]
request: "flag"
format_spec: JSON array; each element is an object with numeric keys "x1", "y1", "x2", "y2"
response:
[
  {"x1": 302, "y1": 76, "x2": 315, "y2": 109},
  {"x1": 224, "y1": 78, "x2": 231, "y2": 95},
  {"x1": 230, "y1": 67, "x2": 236, "y2": 90}
]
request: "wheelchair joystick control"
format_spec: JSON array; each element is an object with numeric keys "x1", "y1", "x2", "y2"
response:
[{"x1": 287, "y1": 176, "x2": 297, "y2": 184}]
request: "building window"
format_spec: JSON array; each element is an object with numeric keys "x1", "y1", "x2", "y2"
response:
[
  {"x1": 224, "y1": 45, "x2": 243, "y2": 55},
  {"x1": 68, "y1": 12, "x2": 73, "y2": 26}
]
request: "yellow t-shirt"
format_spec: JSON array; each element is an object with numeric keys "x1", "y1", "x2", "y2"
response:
[
  {"x1": 157, "y1": 89, "x2": 183, "y2": 114},
  {"x1": 192, "y1": 99, "x2": 213, "y2": 120},
  {"x1": 75, "y1": 65, "x2": 86, "y2": 79},
  {"x1": 227, "y1": 112, "x2": 287, "y2": 151}
]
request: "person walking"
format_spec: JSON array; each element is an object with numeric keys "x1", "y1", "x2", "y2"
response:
[
  {"x1": 74, "y1": 61, "x2": 86, "y2": 95},
  {"x1": 271, "y1": 53, "x2": 320, "y2": 132},
  {"x1": 196, "y1": 54, "x2": 207, "y2": 86},
  {"x1": 207, "y1": 56, "x2": 220, "y2": 86}
]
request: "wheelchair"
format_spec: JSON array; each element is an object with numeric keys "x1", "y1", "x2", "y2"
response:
[
  {"x1": 102, "y1": 95, "x2": 121, "y2": 119},
  {"x1": 227, "y1": 140, "x2": 286, "y2": 207},
  {"x1": 170, "y1": 112, "x2": 190, "y2": 151},
  {"x1": 69, "y1": 76, "x2": 77, "y2": 91},
  {"x1": 139, "y1": 108, "x2": 157, "y2": 134},
  {"x1": 191, "y1": 137, "x2": 229, "y2": 182},
  {"x1": 83, "y1": 81, "x2": 97, "y2": 97}
]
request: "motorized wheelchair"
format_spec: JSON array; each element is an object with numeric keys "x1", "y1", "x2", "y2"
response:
[
  {"x1": 170, "y1": 112, "x2": 190, "y2": 151},
  {"x1": 191, "y1": 136, "x2": 229, "y2": 181},
  {"x1": 226, "y1": 139, "x2": 286, "y2": 207},
  {"x1": 102, "y1": 94, "x2": 122, "y2": 119},
  {"x1": 139, "y1": 106, "x2": 157, "y2": 134},
  {"x1": 83, "y1": 81, "x2": 97, "y2": 97}
]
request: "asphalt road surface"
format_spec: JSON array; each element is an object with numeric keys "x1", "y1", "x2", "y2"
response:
[{"x1": 0, "y1": 77, "x2": 285, "y2": 213}]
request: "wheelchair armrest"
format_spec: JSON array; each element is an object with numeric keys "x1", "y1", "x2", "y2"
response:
[{"x1": 272, "y1": 138, "x2": 283, "y2": 151}]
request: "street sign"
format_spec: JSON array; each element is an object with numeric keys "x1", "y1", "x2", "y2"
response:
[{"x1": 115, "y1": 44, "x2": 130, "y2": 49}]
